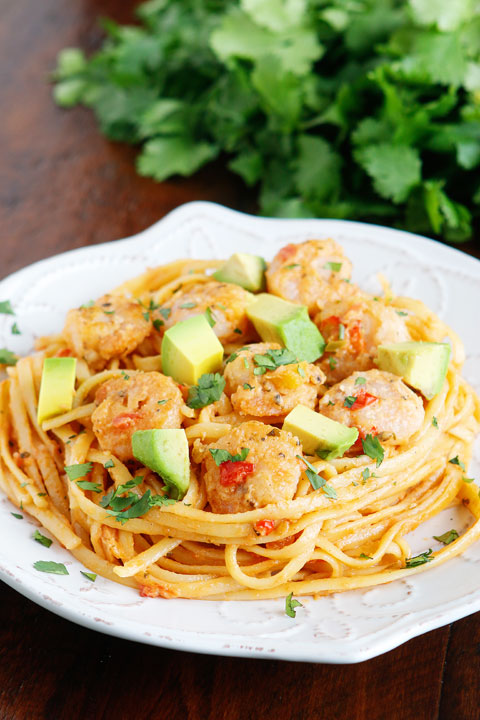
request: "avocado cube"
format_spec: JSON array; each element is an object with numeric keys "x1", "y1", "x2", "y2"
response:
[
  {"x1": 37, "y1": 357, "x2": 77, "y2": 424},
  {"x1": 247, "y1": 293, "x2": 325, "y2": 362},
  {"x1": 161, "y1": 314, "x2": 223, "y2": 385},
  {"x1": 213, "y1": 253, "x2": 266, "y2": 292},
  {"x1": 376, "y1": 341, "x2": 451, "y2": 400},
  {"x1": 132, "y1": 429, "x2": 190, "y2": 500},
  {"x1": 283, "y1": 404, "x2": 358, "y2": 460}
]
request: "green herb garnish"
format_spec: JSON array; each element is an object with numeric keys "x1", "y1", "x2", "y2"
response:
[
  {"x1": 285, "y1": 592, "x2": 303, "y2": 619},
  {"x1": 355, "y1": 377, "x2": 366, "y2": 386},
  {"x1": 76, "y1": 480, "x2": 102, "y2": 492},
  {"x1": 449, "y1": 456, "x2": 466, "y2": 471},
  {"x1": 0, "y1": 348, "x2": 17, "y2": 366},
  {"x1": 209, "y1": 447, "x2": 249, "y2": 466},
  {"x1": 64, "y1": 462, "x2": 93, "y2": 481},
  {"x1": 11, "y1": 512, "x2": 23, "y2": 520},
  {"x1": 33, "y1": 530, "x2": 53, "y2": 548},
  {"x1": 179, "y1": 302, "x2": 197, "y2": 309},
  {"x1": 187, "y1": 372, "x2": 225, "y2": 409},
  {"x1": 361, "y1": 435, "x2": 384, "y2": 467},
  {"x1": 405, "y1": 549, "x2": 433, "y2": 568},
  {"x1": 205, "y1": 306, "x2": 216, "y2": 327},
  {"x1": 34, "y1": 561, "x2": 69, "y2": 575},
  {"x1": 0, "y1": 300, "x2": 14, "y2": 315},
  {"x1": 343, "y1": 396, "x2": 356, "y2": 408},
  {"x1": 80, "y1": 571, "x2": 97, "y2": 582},
  {"x1": 433, "y1": 529, "x2": 459, "y2": 545},
  {"x1": 104, "y1": 460, "x2": 115, "y2": 469},
  {"x1": 296, "y1": 455, "x2": 337, "y2": 499},
  {"x1": 432, "y1": 416, "x2": 438, "y2": 428}
]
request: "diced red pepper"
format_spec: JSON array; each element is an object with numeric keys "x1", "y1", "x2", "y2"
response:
[
  {"x1": 349, "y1": 390, "x2": 378, "y2": 410},
  {"x1": 219, "y1": 461, "x2": 255, "y2": 487},
  {"x1": 112, "y1": 412, "x2": 142, "y2": 429},
  {"x1": 277, "y1": 244, "x2": 297, "y2": 264},
  {"x1": 322, "y1": 315, "x2": 341, "y2": 330},
  {"x1": 348, "y1": 323, "x2": 365, "y2": 354},
  {"x1": 56, "y1": 348, "x2": 73, "y2": 357},
  {"x1": 254, "y1": 519, "x2": 276, "y2": 536},
  {"x1": 351, "y1": 426, "x2": 378, "y2": 453}
]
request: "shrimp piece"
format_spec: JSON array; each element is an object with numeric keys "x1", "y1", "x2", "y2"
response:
[
  {"x1": 63, "y1": 294, "x2": 151, "y2": 370},
  {"x1": 318, "y1": 369, "x2": 425, "y2": 446},
  {"x1": 154, "y1": 281, "x2": 254, "y2": 345},
  {"x1": 224, "y1": 343, "x2": 325, "y2": 419},
  {"x1": 316, "y1": 297, "x2": 410, "y2": 384},
  {"x1": 202, "y1": 421, "x2": 302, "y2": 513},
  {"x1": 92, "y1": 372, "x2": 186, "y2": 461},
  {"x1": 266, "y1": 240, "x2": 352, "y2": 313}
]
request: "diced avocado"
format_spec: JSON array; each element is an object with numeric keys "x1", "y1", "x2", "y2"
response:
[
  {"x1": 37, "y1": 357, "x2": 77, "y2": 424},
  {"x1": 161, "y1": 314, "x2": 223, "y2": 385},
  {"x1": 132, "y1": 429, "x2": 190, "y2": 500},
  {"x1": 283, "y1": 404, "x2": 358, "y2": 460},
  {"x1": 213, "y1": 253, "x2": 266, "y2": 292},
  {"x1": 376, "y1": 341, "x2": 451, "y2": 400},
  {"x1": 247, "y1": 294, "x2": 325, "y2": 362}
]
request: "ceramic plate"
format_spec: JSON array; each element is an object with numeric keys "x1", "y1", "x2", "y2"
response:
[{"x1": 1, "y1": 202, "x2": 479, "y2": 664}]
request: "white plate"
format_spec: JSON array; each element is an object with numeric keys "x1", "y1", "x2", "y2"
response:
[{"x1": 1, "y1": 201, "x2": 479, "y2": 664}]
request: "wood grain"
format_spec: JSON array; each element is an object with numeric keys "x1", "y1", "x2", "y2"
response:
[{"x1": 1, "y1": 1, "x2": 479, "y2": 719}]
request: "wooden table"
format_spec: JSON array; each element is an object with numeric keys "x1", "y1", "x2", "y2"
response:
[{"x1": 1, "y1": 2, "x2": 479, "y2": 718}]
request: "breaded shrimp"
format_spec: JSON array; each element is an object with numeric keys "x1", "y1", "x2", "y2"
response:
[
  {"x1": 154, "y1": 281, "x2": 254, "y2": 345},
  {"x1": 266, "y1": 240, "x2": 352, "y2": 313},
  {"x1": 63, "y1": 294, "x2": 151, "y2": 370},
  {"x1": 224, "y1": 342, "x2": 324, "y2": 419},
  {"x1": 318, "y1": 369, "x2": 424, "y2": 446},
  {"x1": 202, "y1": 421, "x2": 302, "y2": 513},
  {"x1": 92, "y1": 371, "x2": 186, "y2": 461}
]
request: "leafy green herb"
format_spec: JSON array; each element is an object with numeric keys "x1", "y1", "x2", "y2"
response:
[
  {"x1": 64, "y1": 462, "x2": 94, "y2": 482},
  {"x1": 355, "y1": 377, "x2": 366, "y2": 386},
  {"x1": 100, "y1": 478, "x2": 176, "y2": 524},
  {"x1": 285, "y1": 263, "x2": 300, "y2": 269},
  {"x1": 209, "y1": 447, "x2": 249, "y2": 466},
  {"x1": 179, "y1": 302, "x2": 197, "y2": 309},
  {"x1": 0, "y1": 348, "x2": 17, "y2": 366},
  {"x1": 11, "y1": 323, "x2": 21, "y2": 335},
  {"x1": 225, "y1": 352, "x2": 238, "y2": 365},
  {"x1": 338, "y1": 323, "x2": 345, "y2": 340},
  {"x1": 80, "y1": 571, "x2": 97, "y2": 582},
  {"x1": 463, "y1": 476, "x2": 474, "y2": 484},
  {"x1": 361, "y1": 468, "x2": 370, "y2": 483},
  {"x1": 396, "y1": 311, "x2": 408, "y2": 317},
  {"x1": 65, "y1": 462, "x2": 93, "y2": 481},
  {"x1": 121, "y1": 371, "x2": 130, "y2": 380},
  {"x1": 76, "y1": 480, "x2": 102, "y2": 492},
  {"x1": 243, "y1": 357, "x2": 249, "y2": 369},
  {"x1": 158, "y1": 308, "x2": 171, "y2": 320},
  {"x1": 153, "y1": 318, "x2": 164, "y2": 330},
  {"x1": 297, "y1": 365, "x2": 305, "y2": 378},
  {"x1": 432, "y1": 416, "x2": 439, "y2": 428},
  {"x1": 285, "y1": 592, "x2": 303, "y2": 619},
  {"x1": 243, "y1": 383, "x2": 253, "y2": 390},
  {"x1": 33, "y1": 530, "x2": 53, "y2": 548},
  {"x1": 449, "y1": 456, "x2": 466, "y2": 471},
  {"x1": 157, "y1": 399, "x2": 168, "y2": 406},
  {"x1": 328, "y1": 358, "x2": 337, "y2": 370},
  {"x1": 296, "y1": 455, "x2": 337, "y2": 499},
  {"x1": 80, "y1": 300, "x2": 95, "y2": 309},
  {"x1": 234, "y1": 328, "x2": 242, "y2": 334},
  {"x1": 323, "y1": 262, "x2": 342, "y2": 272},
  {"x1": 104, "y1": 459, "x2": 115, "y2": 469},
  {"x1": 343, "y1": 395, "x2": 356, "y2": 408},
  {"x1": 205, "y1": 306, "x2": 216, "y2": 327},
  {"x1": 34, "y1": 561, "x2": 69, "y2": 575},
  {"x1": 405, "y1": 549, "x2": 433, "y2": 568},
  {"x1": 361, "y1": 435, "x2": 384, "y2": 467},
  {"x1": 187, "y1": 372, "x2": 226, "y2": 408},
  {"x1": 433, "y1": 529, "x2": 459, "y2": 545},
  {"x1": 359, "y1": 553, "x2": 373, "y2": 560},
  {"x1": 11, "y1": 512, "x2": 23, "y2": 520},
  {"x1": 103, "y1": 310, "x2": 115, "y2": 315},
  {"x1": 0, "y1": 301, "x2": 14, "y2": 315},
  {"x1": 253, "y1": 348, "x2": 297, "y2": 376}
]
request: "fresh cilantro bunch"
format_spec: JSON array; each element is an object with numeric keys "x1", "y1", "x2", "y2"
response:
[{"x1": 53, "y1": 0, "x2": 480, "y2": 241}]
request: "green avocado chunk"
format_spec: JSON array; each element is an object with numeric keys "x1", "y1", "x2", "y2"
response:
[
  {"x1": 376, "y1": 341, "x2": 451, "y2": 400},
  {"x1": 246, "y1": 293, "x2": 325, "y2": 362},
  {"x1": 37, "y1": 357, "x2": 77, "y2": 424},
  {"x1": 132, "y1": 429, "x2": 190, "y2": 500},
  {"x1": 283, "y1": 404, "x2": 358, "y2": 460},
  {"x1": 161, "y1": 314, "x2": 224, "y2": 385},
  {"x1": 213, "y1": 253, "x2": 266, "y2": 292}
]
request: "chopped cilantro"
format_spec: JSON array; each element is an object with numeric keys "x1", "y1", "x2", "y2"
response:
[
  {"x1": 34, "y1": 561, "x2": 69, "y2": 575},
  {"x1": 243, "y1": 383, "x2": 253, "y2": 390},
  {"x1": 432, "y1": 416, "x2": 438, "y2": 428},
  {"x1": 463, "y1": 476, "x2": 474, "y2": 484},
  {"x1": 205, "y1": 306, "x2": 216, "y2": 327},
  {"x1": 449, "y1": 456, "x2": 466, "y2": 471},
  {"x1": 296, "y1": 455, "x2": 337, "y2": 499},
  {"x1": 361, "y1": 435, "x2": 384, "y2": 467},
  {"x1": 328, "y1": 357, "x2": 337, "y2": 370},
  {"x1": 11, "y1": 323, "x2": 21, "y2": 335},
  {"x1": 225, "y1": 352, "x2": 238, "y2": 365},
  {"x1": 100, "y1": 478, "x2": 176, "y2": 525},
  {"x1": 179, "y1": 302, "x2": 197, "y2": 309},
  {"x1": 234, "y1": 328, "x2": 242, "y2": 334},
  {"x1": 157, "y1": 399, "x2": 168, "y2": 405},
  {"x1": 355, "y1": 377, "x2": 366, "y2": 386},
  {"x1": 297, "y1": 365, "x2": 306, "y2": 378},
  {"x1": 285, "y1": 263, "x2": 301, "y2": 269},
  {"x1": 33, "y1": 530, "x2": 53, "y2": 548},
  {"x1": 187, "y1": 373, "x2": 225, "y2": 409},
  {"x1": 361, "y1": 468, "x2": 370, "y2": 483},
  {"x1": 80, "y1": 571, "x2": 97, "y2": 582},
  {"x1": 433, "y1": 529, "x2": 459, "y2": 545},
  {"x1": 323, "y1": 262, "x2": 342, "y2": 272},
  {"x1": 153, "y1": 318, "x2": 164, "y2": 330},
  {"x1": 285, "y1": 592, "x2": 303, "y2": 618},
  {"x1": 243, "y1": 357, "x2": 249, "y2": 369},
  {"x1": 103, "y1": 310, "x2": 115, "y2": 315},
  {"x1": 0, "y1": 348, "x2": 17, "y2": 366},
  {"x1": 0, "y1": 300, "x2": 14, "y2": 315},
  {"x1": 405, "y1": 549, "x2": 433, "y2": 568},
  {"x1": 253, "y1": 348, "x2": 297, "y2": 376},
  {"x1": 64, "y1": 462, "x2": 93, "y2": 481},
  {"x1": 76, "y1": 480, "x2": 102, "y2": 492},
  {"x1": 359, "y1": 553, "x2": 373, "y2": 560},
  {"x1": 11, "y1": 512, "x2": 23, "y2": 520},
  {"x1": 80, "y1": 300, "x2": 95, "y2": 309},
  {"x1": 343, "y1": 396, "x2": 356, "y2": 408},
  {"x1": 158, "y1": 307, "x2": 171, "y2": 320},
  {"x1": 396, "y1": 310, "x2": 408, "y2": 317},
  {"x1": 104, "y1": 459, "x2": 115, "y2": 469},
  {"x1": 209, "y1": 447, "x2": 249, "y2": 466}
]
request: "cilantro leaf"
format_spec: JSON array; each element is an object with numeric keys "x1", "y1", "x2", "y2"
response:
[
  {"x1": 138, "y1": 137, "x2": 218, "y2": 182},
  {"x1": 187, "y1": 373, "x2": 225, "y2": 409},
  {"x1": 449, "y1": 456, "x2": 466, "y2": 471},
  {"x1": 34, "y1": 561, "x2": 69, "y2": 575},
  {"x1": 433, "y1": 529, "x2": 459, "y2": 545},
  {"x1": 0, "y1": 301, "x2": 14, "y2": 315},
  {"x1": 405, "y1": 549, "x2": 433, "y2": 568},
  {"x1": 355, "y1": 144, "x2": 421, "y2": 204},
  {"x1": 0, "y1": 348, "x2": 17, "y2": 366},
  {"x1": 80, "y1": 571, "x2": 97, "y2": 582},
  {"x1": 204, "y1": 306, "x2": 216, "y2": 327},
  {"x1": 323, "y1": 262, "x2": 342, "y2": 272},
  {"x1": 343, "y1": 396, "x2": 356, "y2": 408},
  {"x1": 33, "y1": 530, "x2": 53, "y2": 548},
  {"x1": 285, "y1": 592, "x2": 303, "y2": 618},
  {"x1": 296, "y1": 455, "x2": 337, "y2": 499},
  {"x1": 361, "y1": 435, "x2": 384, "y2": 467},
  {"x1": 76, "y1": 480, "x2": 102, "y2": 492},
  {"x1": 64, "y1": 463, "x2": 93, "y2": 481},
  {"x1": 209, "y1": 448, "x2": 250, "y2": 466},
  {"x1": 11, "y1": 513, "x2": 23, "y2": 520}
]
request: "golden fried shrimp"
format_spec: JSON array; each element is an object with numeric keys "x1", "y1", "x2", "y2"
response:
[
  {"x1": 92, "y1": 372, "x2": 186, "y2": 461},
  {"x1": 63, "y1": 294, "x2": 151, "y2": 370},
  {"x1": 202, "y1": 421, "x2": 302, "y2": 514},
  {"x1": 266, "y1": 239, "x2": 352, "y2": 313},
  {"x1": 154, "y1": 281, "x2": 255, "y2": 345},
  {"x1": 316, "y1": 297, "x2": 410, "y2": 384},
  {"x1": 318, "y1": 369, "x2": 425, "y2": 446},
  {"x1": 224, "y1": 343, "x2": 325, "y2": 419}
]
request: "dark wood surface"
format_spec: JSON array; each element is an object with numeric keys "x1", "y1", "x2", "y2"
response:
[{"x1": 1, "y1": 2, "x2": 479, "y2": 719}]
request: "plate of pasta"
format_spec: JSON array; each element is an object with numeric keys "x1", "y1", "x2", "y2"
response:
[{"x1": 0, "y1": 201, "x2": 479, "y2": 664}]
